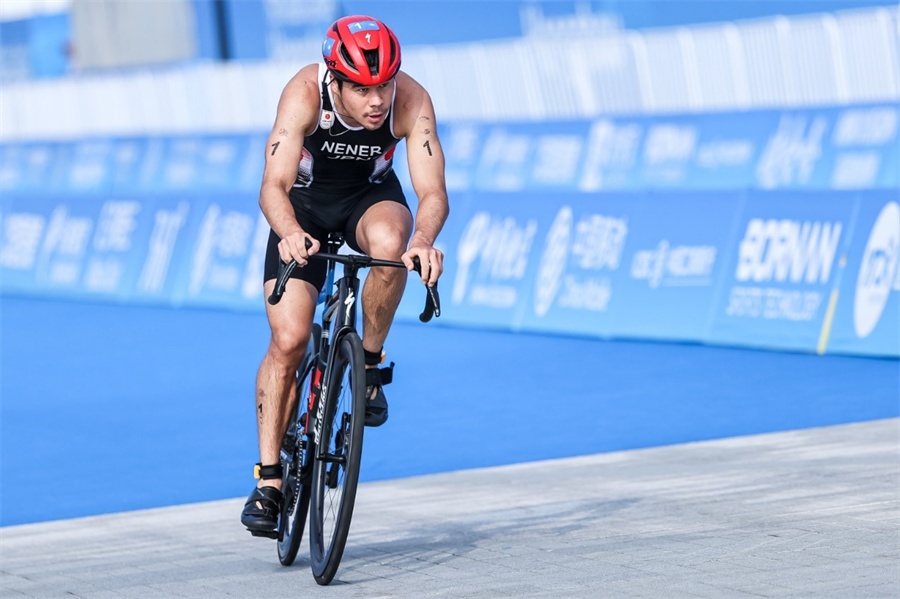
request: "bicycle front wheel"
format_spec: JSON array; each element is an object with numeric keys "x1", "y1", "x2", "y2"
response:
[{"x1": 308, "y1": 330, "x2": 366, "y2": 585}]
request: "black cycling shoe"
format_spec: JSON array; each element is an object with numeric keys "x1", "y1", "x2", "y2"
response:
[
  {"x1": 365, "y1": 363, "x2": 393, "y2": 427},
  {"x1": 241, "y1": 486, "x2": 282, "y2": 538},
  {"x1": 240, "y1": 463, "x2": 283, "y2": 538},
  {"x1": 365, "y1": 385, "x2": 389, "y2": 427}
]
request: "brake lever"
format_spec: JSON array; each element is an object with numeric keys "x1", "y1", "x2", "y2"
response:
[
  {"x1": 268, "y1": 259, "x2": 297, "y2": 305},
  {"x1": 267, "y1": 239, "x2": 314, "y2": 305},
  {"x1": 412, "y1": 257, "x2": 441, "y2": 322}
]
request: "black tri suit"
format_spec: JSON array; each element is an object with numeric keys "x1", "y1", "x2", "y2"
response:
[{"x1": 263, "y1": 63, "x2": 409, "y2": 290}]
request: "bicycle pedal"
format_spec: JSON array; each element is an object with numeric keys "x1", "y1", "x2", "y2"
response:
[{"x1": 248, "y1": 529, "x2": 278, "y2": 539}]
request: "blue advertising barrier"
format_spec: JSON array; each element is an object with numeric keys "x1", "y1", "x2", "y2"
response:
[
  {"x1": 826, "y1": 192, "x2": 900, "y2": 357},
  {"x1": 0, "y1": 191, "x2": 268, "y2": 310},
  {"x1": 0, "y1": 134, "x2": 267, "y2": 196},
  {"x1": 439, "y1": 105, "x2": 899, "y2": 193},
  {"x1": 394, "y1": 189, "x2": 899, "y2": 357},
  {"x1": 2, "y1": 103, "x2": 897, "y2": 357},
  {"x1": 2, "y1": 105, "x2": 896, "y2": 196},
  {"x1": 707, "y1": 191, "x2": 862, "y2": 353},
  {"x1": 3, "y1": 187, "x2": 897, "y2": 357}
]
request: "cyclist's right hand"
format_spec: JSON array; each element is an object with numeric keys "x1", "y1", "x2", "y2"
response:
[{"x1": 278, "y1": 231, "x2": 319, "y2": 266}]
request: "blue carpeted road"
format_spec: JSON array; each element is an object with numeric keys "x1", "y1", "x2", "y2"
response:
[{"x1": 1, "y1": 295, "x2": 898, "y2": 526}]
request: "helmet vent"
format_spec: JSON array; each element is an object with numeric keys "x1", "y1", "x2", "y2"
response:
[
  {"x1": 364, "y1": 49, "x2": 379, "y2": 76},
  {"x1": 339, "y1": 43, "x2": 360, "y2": 74}
]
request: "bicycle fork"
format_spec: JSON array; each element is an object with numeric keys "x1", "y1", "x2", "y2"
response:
[
  {"x1": 305, "y1": 272, "x2": 357, "y2": 446},
  {"x1": 307, "y1": 272, "x2": 361, "y2": 472}
]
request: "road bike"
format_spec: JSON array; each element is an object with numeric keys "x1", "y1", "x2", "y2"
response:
[{"x1": 267, "y1": 233, "x2": 440, "y2": 585}]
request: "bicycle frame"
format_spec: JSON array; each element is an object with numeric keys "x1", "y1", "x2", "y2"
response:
[
  {"x1": 299, "y1": 237, "x2": 434, "y2": 457},
  {"x1": 268, "y1": 234, "x2": 441, "y2": 581},
  {"x1": 308, "y1": 248, "x2": 361, "y2": 453}
]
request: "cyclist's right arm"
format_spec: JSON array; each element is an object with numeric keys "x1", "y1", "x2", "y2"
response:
[{"x1": 259, "y1": 64, "x2": 321, "y2": 266}]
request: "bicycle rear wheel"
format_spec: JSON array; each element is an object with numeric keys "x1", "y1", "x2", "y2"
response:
[
  {"x1": 277, "y1": 324, "x2": 320, "y2": 566},
  {"x1": 308, "y1": 330, "x2": 366, "y2": 585}
]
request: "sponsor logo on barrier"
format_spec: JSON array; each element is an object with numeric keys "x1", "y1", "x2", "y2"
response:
[
  {"x1": 444, "y1": 125, "x2": 479, "y2": 190},
  {"x1": 453, "y1": 211, "x2": 537, "y2": 308},
  {"x1": 165, "y1": 140, "x2": 202, "y2": 187},
  {"x1": 833, "y1": 107, "x2": 898, "y2": 146},
  {"x1": 3, "y1": 201, "x2": 146, "y2": 293},
  {"x1": 138, "y1": 202, "x2": 189, "y2": 294},
  {"x1": 84, "y1": 200, "x2": 142, "y2": 292},
  {"x1": 736, "y1": 219, "x2": 841, "y2": 284},
  {"x1": 0, "y1": 212, "x2": 45, "y2": 270},
  {"x1": 631, "y1": 241, "x2": 717, "y2": 288},
  {"x1": 854, "y1": 201, "x2": 900, "y2": 338},
  {"x1": 725, "y1": 286, "x2": 822, "y2": 321},
  {"x1": 206, "y1": 140, "x2": 238, "y2": 166},
  {"x1": 94, "y1": 201, "x2": 140, "y2": 252},
  {"x1": 831, "y1": 151, "x2": 881, "y2": 189},
  {"x1": 756, "y1": 115, "x2": 827, "y2": 189},
  {"x1": 727, "y1": 218, "x2": 842, "y2": 321},
  {"x1": 579, "y1": 120, "x2": 641, "y2": 191},
  {"x1": 642, "y1": 124, "x2": 698, "y2": 185},
  {"x1": 695, "y1": 140, "x2": 754, "y2": 168},
  {"x1": 40, "y1": 207, "x2": 93, "y2": 286},
  {"x1": 478, "y1": 129, "x2": 531, "y2": 190},
  {"x1": 534, "y1": 207, "x2": 627, "y2": 316},
  {"x1": 534, "y1": 207, "x2": 572, "y2": 317},
  {"x1": 190, "y1": 206, "x2": 255, "y2": 295},
  {"x1": 0, "y1": 145, "x2": 54, "y2": 190},
  {"x1": 830, "y1": 105, "x2": 896, "y2": 190},
  {"x1": 532, "y1": 135, "x2": 582, "y2": 186},
  {"x1": 69, "y1": 141, "x2": 113, "y2": 189},
  {"x1": 643, "y1": 124, "x2": 696, "y2": 165}
]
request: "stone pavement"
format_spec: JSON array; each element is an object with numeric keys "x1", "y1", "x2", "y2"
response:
[{"x1": 2, "y1": 419, "x2": 898, "y2": 598}]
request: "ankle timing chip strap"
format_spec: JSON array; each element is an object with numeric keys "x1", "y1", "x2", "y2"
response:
[
  {"x1": 254, "y1": 463, "x2": 283, "y2": 480},
  {"x1": 364, "y1": 348, "x2": 384, "y2": 366}
]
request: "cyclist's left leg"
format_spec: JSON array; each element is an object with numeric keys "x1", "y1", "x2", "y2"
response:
[{"x1": 348, "y1": 199, "x2": 412, "y2": 427}]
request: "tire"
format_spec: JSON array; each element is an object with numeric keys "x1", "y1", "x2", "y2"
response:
[
  {"x1": 308, "y1": 330, "x2": 366, "y2": 585},
  {"x1": 277, "y1": 324, "x2": 321, "y2": 566}
]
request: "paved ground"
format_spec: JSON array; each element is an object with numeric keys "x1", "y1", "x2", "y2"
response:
[{"x1": 2, "y1": 418, "x2": 898, "y2": 598}]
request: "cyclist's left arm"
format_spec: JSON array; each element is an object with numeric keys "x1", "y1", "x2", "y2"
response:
[{"x1": 398, "y1": 73, "x2": 449, "y2": 286}]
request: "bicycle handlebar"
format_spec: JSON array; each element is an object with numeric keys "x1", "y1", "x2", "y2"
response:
[{"x1": 267, "y1": 252, "x2": 441, "y2": 323}]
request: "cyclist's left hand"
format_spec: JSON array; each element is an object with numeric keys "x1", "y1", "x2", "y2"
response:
[{"x1": 402, "y1": 245, "x2": 443, "y2": 287}]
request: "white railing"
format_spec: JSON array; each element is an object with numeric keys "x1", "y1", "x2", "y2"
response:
[{"x1": 1, "y1": 6, "x2": 897, "y2": 141}]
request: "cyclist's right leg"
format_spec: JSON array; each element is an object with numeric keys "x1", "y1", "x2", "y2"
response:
[{"x1": 242, "y1": 275, "x2": 319, "y2": 536}]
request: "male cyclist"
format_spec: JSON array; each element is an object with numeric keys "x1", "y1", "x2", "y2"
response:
[{"x1": 241, "y1": 15, "x2": 449, "y2": 537}]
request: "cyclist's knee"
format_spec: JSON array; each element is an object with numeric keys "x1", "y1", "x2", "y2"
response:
[
  {"x1": 268, "y1": 324, "x2": 308, "y2": 365},
  {"x1": 360, "y1": 221, "x2": 409, "y2": 260}
]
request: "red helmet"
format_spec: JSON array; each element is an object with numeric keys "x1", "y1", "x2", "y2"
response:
[{"x1": 322, "y1": 16, "x2": 401, "y2": 86}]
